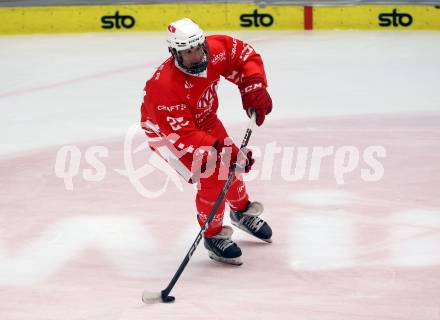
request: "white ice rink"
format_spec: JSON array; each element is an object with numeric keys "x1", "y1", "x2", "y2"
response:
[{"x1": 1, "y1": 31, "x2": 440, "y2": 319}]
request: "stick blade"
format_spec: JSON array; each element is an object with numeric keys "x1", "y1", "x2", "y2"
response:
[
  {"x1": 142, "y1": 291, "x2": 176, "y2": 304},
  {"x1": 142, "y1": 291, "x2": 162, "y2": 304}
]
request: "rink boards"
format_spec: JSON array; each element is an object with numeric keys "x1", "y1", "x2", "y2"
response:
[{"x1": 0, "y1": 4, "x2": 440, "y2": 34}]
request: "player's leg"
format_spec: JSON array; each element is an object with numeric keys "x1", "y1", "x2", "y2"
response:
[
  {"x1": 224, "y1": 175, "x2": 272, "y2": 243},
  {"x1": 209, "y1": 119, "x2": 273, "y2": 243},
  {"x1": 196, "y1": 167, "x2": 242, "y2": 265}
]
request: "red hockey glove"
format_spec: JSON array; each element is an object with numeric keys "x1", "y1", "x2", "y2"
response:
[
  {"x1": 239, "y1": 75, "x2": 272, "y2": 126},
  {"x1": 216, "y1": 140, "x2": 255, "y2": 173},
  {"x1": 195, "y1": 140, "x2": 255, "y2": 179},
  {"x1": 231, "y1": 145, "x2": 255, "y2": 173}
]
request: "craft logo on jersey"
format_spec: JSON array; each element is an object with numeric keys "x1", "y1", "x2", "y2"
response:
[
  {"x1": 157, "y1": 104, "x2": 187, "y2": 112},
  {"x1": 197, "y1": 80, "x2": 219, "y2": 109},
  {"x1": 101, "y1": 11, "x2": 136, "y2": 29}
]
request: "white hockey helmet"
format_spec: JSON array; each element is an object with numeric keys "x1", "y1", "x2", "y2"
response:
[
  {"x1": 167, "y1": 18, "x2": 208, "y2": 74},
  {"x1": 167, "y1": 18, "x2": 205, "y2": 52}
]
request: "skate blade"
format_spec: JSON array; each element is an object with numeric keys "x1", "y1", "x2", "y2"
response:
[
  {"x1": 231, "y1": 221, "x2": 272, "y2": 243},
  {"x1": 208, "y1": 251, "x2": 243, "y2": 266}
]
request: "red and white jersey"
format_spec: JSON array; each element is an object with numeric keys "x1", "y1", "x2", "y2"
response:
[{"x1": 140, "y1": 35, "x2": 267, "y2": 181}]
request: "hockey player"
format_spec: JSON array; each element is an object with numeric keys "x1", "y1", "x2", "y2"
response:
[{"x1": 140, "y1": 18, "x2": 273, "y2": 265}]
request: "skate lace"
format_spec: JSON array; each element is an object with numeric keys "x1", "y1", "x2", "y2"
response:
[
  {"x1": 243, "y1": 216, "x2": 264, "y2": 232},
  {"x1": 213, "y1": 238, "x2": 234, "y2": 251}
]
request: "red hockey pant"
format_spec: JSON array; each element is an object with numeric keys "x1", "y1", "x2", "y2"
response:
[{"x1": 148, "y1": 118, "x2": 249, "y2": 238}]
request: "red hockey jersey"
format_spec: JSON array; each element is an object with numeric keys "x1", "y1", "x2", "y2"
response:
[{"x1": 140, "y1": 35, "x2": 268, "y2": 182}]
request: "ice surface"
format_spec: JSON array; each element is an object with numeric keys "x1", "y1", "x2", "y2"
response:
[{"x1": 0, "y1": 31, "x2": 439, "y2": 320}]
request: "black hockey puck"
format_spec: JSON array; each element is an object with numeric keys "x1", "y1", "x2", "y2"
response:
[{"x1": 162, "y1": 295, "x2": 175, "y2": 303}]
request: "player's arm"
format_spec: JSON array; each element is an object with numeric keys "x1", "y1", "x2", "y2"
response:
[{"x1": 218, "y1": 35, "x2": 272, "y2": 126}]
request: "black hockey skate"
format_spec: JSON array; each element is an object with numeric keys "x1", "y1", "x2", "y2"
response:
[
  {"x1": 230, "y1": 201, "x2": 272, "y2": 243},
  {"x1": 204, "y1": 226, "x2": 242, "y2": 266}
]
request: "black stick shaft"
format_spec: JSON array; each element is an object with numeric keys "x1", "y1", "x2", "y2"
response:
[{"x1": 160, "y1": 113, "x2": 256, "y2": 300}]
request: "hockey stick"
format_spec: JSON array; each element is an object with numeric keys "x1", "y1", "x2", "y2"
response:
[{"x1": 142, "y1": 111, "x2": 257, "y2": 304}]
